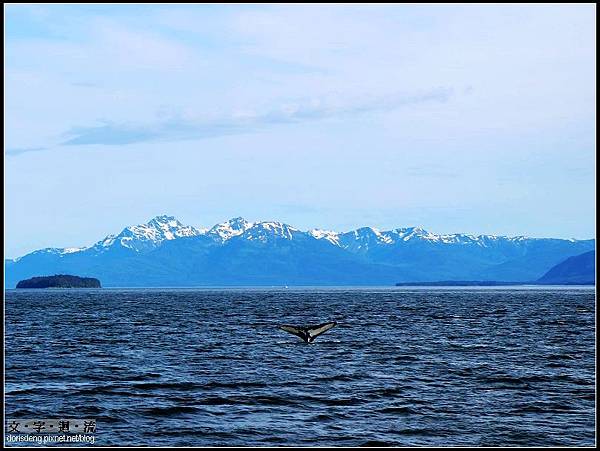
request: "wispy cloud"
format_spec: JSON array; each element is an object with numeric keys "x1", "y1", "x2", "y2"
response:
[
  {"x1": 6, "y1": 146, "x2": 47, "y2": 156},
  {"x1": 60, "y1": 87, "x2": 453, "y2": 147}
]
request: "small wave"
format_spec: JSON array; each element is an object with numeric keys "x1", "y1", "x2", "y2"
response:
[
  {"x1": 314, "y1": 374, "x2": 361, "y2": 382},
  {"x1": 448, "y1": 343, "x2": 491, "y2": 350},
  {"x1": 547, "y1": 354, "x2": 579, "y2": 361},
  {"x1": 447, "y1": 367, "x2": 475, "y2": 377},
  {"x1": 308, "y1": 413, "x2": 335, "y2": 422},
  {"x1": 361, "y1": 440, "x2": 394, "y2": 447},
  {"x1": 197, "y1": 394, "x2": 297, "y2": 407},
  {"x1": 128, "y1": 372, "x2": 162, "y2": 380},
  {"x1": 132, "y1": 381, "x2": 202, "y2": 391},
  {"x1": 73, "y1": 385, "x2": 127, "y2": 395},
  {"x1": 243, "y1": 395, "x2": 297, "y2": 406},
  {"x1": 198, "y1": 395, "x2": 298, "y2": 406},
  {"x1": 84, "y1": 372, "x2": 163, "y2": 382},
  {"x1": 370, "y1": 387, "x2": 407, "y2": 397},
  {"x1": 482, "y1": 373, "x2": 547, "y2": 384},
  {"x1": 6, "y1": 408, "x2": 49, "y2": 417},
  {"x1": 377, "y1": 406, "x2": 415, "y2": 415},
  {"x1": 393, "y1": 355, "x2": 419, "y2": 362},
  {"x1": 144, "y1": 428, "x2": 233, "y2": 438},
  {"x1": 317, "y1": 397, "x2": 365, "y2": 406},
  {"x1": 262, "y1": 435, "x2": 287, "y2": 443},
  {"x1": 95, "y1": 414, "x2": 130, "y2": 424},
  {"x1": 72, "y1": 404, "x2": 105, "y2": 414},
  {"x1": 141, "y1": 405, "x2": 200, "y2": 416},
  {"x1": 511, "y1": 401, "x2": 577, "y2": 414},
  {"x1": 199, "y1": 396, "x2": 236, "y2": 406},
  {"x1": 481, "y1": 375, "x2": 526, "y2": 384},
  {"x1": 71, "y1": 386, "x2": 160, "y2": 398},
  {"x1": 387, "y1": 427, "x2": 438, "y2": 436},
  {"x1": 202, "y1": 381, "x2": 268, "y2": 390},
  {"x1": 6, "y1": 388, "x2": 40, "y2": 396},
  {"x1": 476, "y1": 375, "x2": 530, "y2": 390}
]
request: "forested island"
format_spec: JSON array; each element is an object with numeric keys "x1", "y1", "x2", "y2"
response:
[{"x1": 16, "y1": 274, "x2": 101, "y2": 289}]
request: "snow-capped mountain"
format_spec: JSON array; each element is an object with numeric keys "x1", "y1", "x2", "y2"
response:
[
  {"x1": 337, "y1": 227, "x2": 394, "y2": 253},
  {"x1": 306, "y1": 225, "x2": 541, "y2": 256},
  {"x1": 66, "y1": 215, "x2": 204, "y2": 254},
  {"x1": 98, "y1": 215, "x2": 204, "y2": 252},
  {"x1": 207, "y1": 218, "x2": 304, "y2": 243},
  {"x1": 241, "y1": 222, "x2": 303, "y2": 243},
  {"x1": 12, "y1": 215, "x2": 205, "y2": 261},
  {"x1": 5, "y1": 215, "x2": 595, "y2": 287},
  {"x1": 207, "y1": 217, "x2": 253, "y2": 242}
]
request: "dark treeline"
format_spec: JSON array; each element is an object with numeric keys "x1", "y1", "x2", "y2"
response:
[{"x1": 16, "y1": 274, "x2": 101, "y2": 289}]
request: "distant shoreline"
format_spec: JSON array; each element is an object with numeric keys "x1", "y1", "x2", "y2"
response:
[
  {"x1": 6, "y1": 284, "x2": 595, "y2": 290},
  {"x1": 395, "y1": 281, "x2": 595, "y2": 287}
]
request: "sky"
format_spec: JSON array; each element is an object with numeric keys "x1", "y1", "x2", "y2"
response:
[{"x1": 4, "y1": 4, "x2": 596, "y2": 258}]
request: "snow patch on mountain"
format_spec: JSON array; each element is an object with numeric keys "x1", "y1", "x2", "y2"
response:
[
  {"x1": 208, "y1": 217, "x2": 254, "y2": 241},
  {"x1": 359, "y1": 227, "x2": 393, "y2": 242},
  {"x1": 62, "y1": 247, "x2": 85, "y2": 254},
  {"x1": 309, "y1": 229, "x2": 340, "y2": 245},
  {"x1": 242, "y1": 221, "x2": 301, "y2": 242}
]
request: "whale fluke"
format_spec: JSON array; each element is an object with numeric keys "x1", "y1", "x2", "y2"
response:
[{"x1": 279, "y1": 321, "x2": 337, "y2": 343}]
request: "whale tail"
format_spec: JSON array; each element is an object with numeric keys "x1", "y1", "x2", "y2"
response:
[{"x1": 279, "y1": 321, "x2": 337, "y2": 343}]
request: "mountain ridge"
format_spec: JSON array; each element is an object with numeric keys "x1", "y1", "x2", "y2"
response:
[
  {"x1": 9, "y1": 214, "x2": 591, "y2": 259},
  {"x1": 5, "y1": 215, "x2": 595, "y2": 288},
  {"x1": 537, "y1": 250, "x2": 596, "y2": 285}
]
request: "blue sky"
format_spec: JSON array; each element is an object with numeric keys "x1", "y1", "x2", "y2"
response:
[{"x1": 5, "y1": 4, "x2": 596, "y2": 258}]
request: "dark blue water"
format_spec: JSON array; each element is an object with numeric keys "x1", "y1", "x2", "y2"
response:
[{"x1": 5, "y1": 287, "x2": 596, "y2": 446}]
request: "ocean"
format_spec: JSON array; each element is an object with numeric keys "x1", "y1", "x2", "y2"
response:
[{"x1": 4, "y1": 287, "x2": 596, "y2": 446}]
